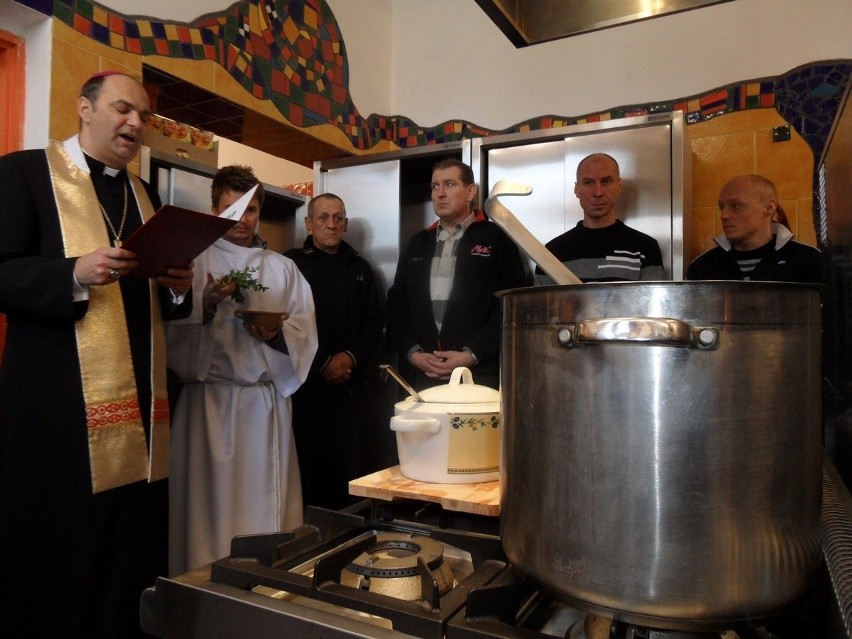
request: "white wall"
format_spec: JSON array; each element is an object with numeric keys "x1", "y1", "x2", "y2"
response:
[
  {"x1": 325, "y1": 0, "x2": 393, "y2": 118},
  {"x1": 217, "y1": 137, "x2": 312, "y2": 187},
  {"x1": 385, "y1": 0, "x2": 852, "y2": 130},
  {"x1": 1, "y1": 0, "x2": 52, "y2": 150},
  {"x1": 18, "y1": 0, "x2": 852, "y2": 140}
]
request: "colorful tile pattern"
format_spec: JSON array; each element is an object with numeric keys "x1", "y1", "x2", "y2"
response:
[{"x1": 33, "y1": 1, "x2": 851, "y2": 162}]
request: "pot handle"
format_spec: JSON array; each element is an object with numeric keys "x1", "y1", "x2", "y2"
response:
[
  {"x1": 390, "y1": 416, "x2": 442, "y2": 434},
  {"x1": 557, "y1": 317, "x2": 719, "y2": 350}
]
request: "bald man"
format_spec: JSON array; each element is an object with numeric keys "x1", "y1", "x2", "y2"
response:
[
  {"x1": 537, "y1": 153, "x2": 664, "y2": 284},
  {"x1": 687, "y1": 174, "x2": 822, "y2": 282}
]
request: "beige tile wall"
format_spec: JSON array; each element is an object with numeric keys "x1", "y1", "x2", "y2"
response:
[
  {"x1": 51, "y1": 21, "x2": 145, "y2": 175},
  {"x1": 686, "y1": 109, "x2": 816, "y2": 265}
]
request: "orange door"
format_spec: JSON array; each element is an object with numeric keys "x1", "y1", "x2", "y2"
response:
[{"x1": 0, "y1": 28, "x2": 26, "y2": 361}]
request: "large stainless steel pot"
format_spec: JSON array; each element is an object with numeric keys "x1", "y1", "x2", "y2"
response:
[{"x1": 499, "y1": 281, "x2": 823, "y2": 630}]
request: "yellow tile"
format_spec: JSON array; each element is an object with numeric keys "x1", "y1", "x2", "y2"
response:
[
  {"x1": 304, "y1": 6, "x2": 318, "y2": 30},
  {"x1": 688, "y1": 109, "x2": 786, "y2": 138},
  {"x1": 50, "y1": 37, "x2": 99, "y2": 141},
  {"x1": 688, "y1": 205, "x2": 719, "y2": 265},
  {"x1": 283, "y1": 17, "x2": 300, "y2": 44},
  {"x1": 53, "y1": 20, "x2": 140, "y2": 71},
  {"x1": 690, "y1": 131, "x2": 755, "y2": 207},
  {"x1": 93, "y1": 6, "x2": 109, "y2": 27},
  {"x1": 755, "y1": 127, "x2": 814, "y2": 200}
]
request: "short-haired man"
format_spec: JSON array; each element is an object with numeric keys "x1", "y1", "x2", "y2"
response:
[
  {"x1": 285, "y1": 193, "x2": 384, "y2": 510},
  {"x1": 166, "y1": 165, "x2": 317, "y2": 576},
  {"x1": 537, "y1": 153, "x2": 665, "y2": 284},
  {"x1": 686, "y1": 174, "x2": 822, "y2": 282},
  {"x1": 387, "y1": 158, "x2": 528, "y2": 390},
  {"x1": 0, "y1": 71, "x2": 194, "y2": 636}
]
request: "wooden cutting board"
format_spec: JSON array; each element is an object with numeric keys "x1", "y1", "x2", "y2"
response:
[{"x1": 348, "y1": 466, "x2": 500, "y2": 517}]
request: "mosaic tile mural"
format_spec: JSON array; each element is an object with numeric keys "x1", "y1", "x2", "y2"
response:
[{"x1": 23, "y1": 1, "x2": 852, "y2": 160}]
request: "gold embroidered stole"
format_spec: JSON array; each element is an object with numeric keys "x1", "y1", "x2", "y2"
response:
[{"x1": 47, "y1": 142, "x2": 170, "y2": 493}]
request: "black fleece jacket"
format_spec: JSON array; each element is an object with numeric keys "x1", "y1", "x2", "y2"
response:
[{"x1": 386, "y1": 211, "x2": 528, "y2": 378}]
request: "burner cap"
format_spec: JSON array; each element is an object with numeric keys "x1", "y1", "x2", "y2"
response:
[
  {"x1": 345, "y1": 534, "x2": 445, "y2": 578},
  {"x1": 340, "y1": 533, "x2": 455, "y2": 601}
]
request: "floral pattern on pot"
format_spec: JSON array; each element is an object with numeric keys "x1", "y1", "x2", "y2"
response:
[{"x1": 450, "y1": 414, "x2": 501, "y2": 430}]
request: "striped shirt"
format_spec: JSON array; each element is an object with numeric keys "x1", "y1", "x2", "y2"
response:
[{"x1": 430, "y1": 213, "x2": 475, "y2": 330}]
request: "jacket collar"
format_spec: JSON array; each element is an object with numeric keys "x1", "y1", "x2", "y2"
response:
[
  {"x1": 714, "y1": 222, "x2": 794, "y2": 251},
  {"x1": 425, "y1": 208, "x2": 488, "y2": 232},
  {"x1": 301, "y1": 234, "x2": 357, "y2": 257}
]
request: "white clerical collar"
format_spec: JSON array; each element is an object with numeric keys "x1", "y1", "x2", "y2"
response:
[{"x1": 65, "y1": 136, "x2": 122, "y2": 177}]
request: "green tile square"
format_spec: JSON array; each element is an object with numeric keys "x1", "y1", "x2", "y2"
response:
[
  {"x1": 74, "y1": 0, "x2": 94, "y2": 20},
  {"x1": 140, "y1": 37, "x2": 159, "y2": 56},
  {"x1": 53, "y1": 2, "x2": 74, "y2": 24}
]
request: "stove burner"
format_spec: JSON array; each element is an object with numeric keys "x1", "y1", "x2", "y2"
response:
[
  {"x1": 581, "y1": 615, "x2": 726, "y2": 638},
  {"x1": 340, "y1": 533, "x2": 455, "y2": 600}
]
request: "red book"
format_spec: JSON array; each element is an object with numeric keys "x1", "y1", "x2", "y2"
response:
[{"x1": 122, "y1": 205, "x2": 236, "y2": 278}]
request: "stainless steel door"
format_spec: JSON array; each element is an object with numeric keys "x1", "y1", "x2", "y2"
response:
[
  {"x1": 467, "y1": 113, "x2": 690, "y2": 280},
  {"x1": 312, "y1": 159, "x2": 401, "y2": 294},
  {"x1": 564, "y1": 125, "x2": 673, "y2": 276}
]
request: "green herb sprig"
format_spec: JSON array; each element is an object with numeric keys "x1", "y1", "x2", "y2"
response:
[{"x1": 218, "y1": 266, "x2": 269, "y2": 303}]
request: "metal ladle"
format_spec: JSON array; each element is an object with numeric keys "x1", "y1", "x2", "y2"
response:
[
  {"x1": 379, "y1": 364, "x2": 425, "y2": 402},
  {"x1": 484, "y1": 180, "x2": 583, "y2": 285}
]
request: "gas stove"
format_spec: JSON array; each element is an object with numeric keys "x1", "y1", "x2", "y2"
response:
[{"x1": 141, "y1": 464, "x2": 852, "y2": 639}]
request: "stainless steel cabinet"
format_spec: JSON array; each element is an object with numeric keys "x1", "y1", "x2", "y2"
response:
[
  {"x1": 312, "y1": 144, "x2": 463, "y2": 296},
  {"x1": 466, "y1": 113, "x2": 691, "y2": 279}
]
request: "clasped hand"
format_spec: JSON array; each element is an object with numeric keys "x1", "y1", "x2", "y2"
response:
[
  {"x1": 322, "y1": 352, "x2": 353, "y2": 384},
  {"x1": 411, "y1": 349, "x2": 475, "y2": 379}
]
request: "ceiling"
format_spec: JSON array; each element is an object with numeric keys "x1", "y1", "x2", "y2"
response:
[
  {"x1": 142, "y1": 65, "x2": 351, "y2": 168},
  {"x1": 474, "y1": 0, "x2": 734, "y2": 47}
]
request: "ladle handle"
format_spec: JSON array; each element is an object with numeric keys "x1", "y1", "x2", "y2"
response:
[
  {"x1": 379, "y1": 364, "x2": 425, "y2": 402},
  {"x1": 486, "y1": 199, "x2": 583, "y2": 286}
]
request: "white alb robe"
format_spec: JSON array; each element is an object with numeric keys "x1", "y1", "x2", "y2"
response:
[{"x1": 166, "y1": 238, "x2": 317, "y2": 576}]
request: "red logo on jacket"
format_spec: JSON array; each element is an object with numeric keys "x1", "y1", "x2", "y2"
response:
[{"x1": 470, "y1": 244, "x2": 492, "y2": 256}]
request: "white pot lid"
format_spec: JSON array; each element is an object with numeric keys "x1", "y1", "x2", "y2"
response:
[{"x1": 416, "y1": 367, "x2": 500, "y2": 404}]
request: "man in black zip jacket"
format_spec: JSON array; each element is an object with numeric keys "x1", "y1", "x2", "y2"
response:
[
  {"x1": 387, "y1": 159, "x2": 528, "y2": 391},
  {"x1": 686, "y1": 174, "x2": 822, "y2": 283},
  {"x1": 285, "y1": 193, "x2": 384, "y2": 509}
]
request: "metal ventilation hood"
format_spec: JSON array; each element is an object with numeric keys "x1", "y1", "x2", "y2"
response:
[{"x1": 475, "y1": 0, "x2": 734, "y2": 47}]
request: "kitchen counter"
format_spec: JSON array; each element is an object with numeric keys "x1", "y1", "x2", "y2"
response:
[{"x1": 348, "y1": 465, "x2": 500, "y2": 517}]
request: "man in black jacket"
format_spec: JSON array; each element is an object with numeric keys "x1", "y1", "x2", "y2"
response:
[
  {"x1": 686, "y1": 174, "x2": 822, "y2": 282},
  {"x1": 387, "y1": 159, "x2": 528, "y2": 390},
  {"x1": 285, "y1": 193, "x2": 384, "y2": 509}
]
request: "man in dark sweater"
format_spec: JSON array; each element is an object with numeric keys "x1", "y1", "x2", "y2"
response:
[
  {"x1": 285, "y1": 193, "x2": 384, "y2": 509},
  {"x1": 387, "y1": 159, "x2": 528, "y2": 390},
  {"x1": 686, "y1": 174, "x2": 822, "y2": 283},
  {"x1": 537, "y1": 153, "x2": 664, "y2": 284}
]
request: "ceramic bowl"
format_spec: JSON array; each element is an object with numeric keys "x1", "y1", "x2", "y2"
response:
[{"x1": 233, "y1": 310, "x2": 289, "y2": 331}]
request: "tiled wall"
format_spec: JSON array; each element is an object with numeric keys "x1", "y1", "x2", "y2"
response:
[
  {"x1": 686, "y1": 109, "x2": 815, "y2": 263},
  {"x1": 44, "y1": 9, "x2": 846, "y2": 261}
]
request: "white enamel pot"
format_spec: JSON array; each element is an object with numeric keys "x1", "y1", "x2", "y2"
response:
[{"x1": 390, "y1": 367, "x2": 501, "y2": 483}]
